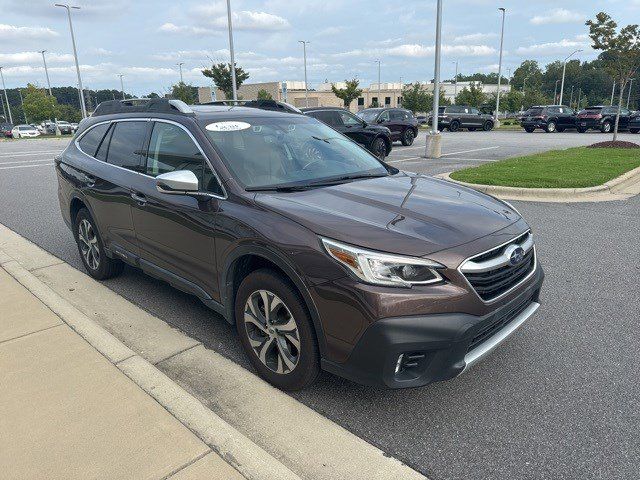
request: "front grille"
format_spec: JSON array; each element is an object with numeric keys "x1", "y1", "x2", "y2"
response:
[
  {"x1": 461, "y1": 232, "x2": 535, "y2": 302},
  {"x1": 467, "y1": 293, "x2": 534, "y2": 353}
]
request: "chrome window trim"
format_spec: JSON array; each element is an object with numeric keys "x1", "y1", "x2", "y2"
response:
[
  {"x1": 74, "y1": 117, "x2": 227, "y2": 200},
  {"x1": 457, "y1": 230, "x2": 537, "y2": 305}
]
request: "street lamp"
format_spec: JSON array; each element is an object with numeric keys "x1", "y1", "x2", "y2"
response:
[
  {"x1": 424, "y1": 0, "x2": 443, "y2": 158},
  {"x1": 375, "y1": 59, "x2": 381, "y2": 106},
  {"x1": 559, "y1": 49, "x2": 581, "y2": 105},
  {"x1": 55, "y1": 4, "x2": 87, "y2": 118},
  {"x1": 569, "y1": 85, "x2": 574, "y2": 108},
  {"x1": 611, "y1": 80, "x2": 615, "y2": 105},
  {"x1": 494, "y1": 7, "x2": 506, "y2": 125},
  {"x1": 299, "y1": 41, "x2": 310, "y2": 107},
  {"x1": 177, "y1": 62, "x2": 184, "y2": 83},
  {"x1": 553, "y1": 79, "x2": 560, "y2": 104},
  {"x1": 0, "y1": 67, "x2": 13, "y2": 124},
  {"x1": 225, "y1": 0, "x2": 237, "y2": 101},
  {"x1": 118, "y1": 74, "x2": 125, "y2": 100},
  {"x1": 40, "y1": 50, "x2": 53, "y2": 96},
  {"x1": 453, "y1": 60, "x2": 459, "y2": 99}
]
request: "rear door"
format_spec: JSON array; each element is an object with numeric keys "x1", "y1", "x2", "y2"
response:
[
  {"x1": 468, "y1": 107, "x2": 484, "y2": 127},
  {"x1": 385, "y1": 110, "x2": 402, "y2": 140},
  {"x1": 129, "y1": 120, "x2": 224, "y2": 300}
]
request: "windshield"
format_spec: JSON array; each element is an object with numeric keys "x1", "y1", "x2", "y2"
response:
[
  {"x1": 201, "y1": 116, "x2": 389, "y2": 190},
  {"x1": 356, "y1": 110, "x2": 381, "y2": 122}
]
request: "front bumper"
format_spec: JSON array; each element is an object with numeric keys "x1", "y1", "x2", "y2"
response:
[
  {"x1": 321, "y1": 265, "x2": 544, "y2": 388},
  {"x1": 520, "y1": 120, "x2": 548, "y2": 129}
]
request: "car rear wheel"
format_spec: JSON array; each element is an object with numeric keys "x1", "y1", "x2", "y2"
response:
[
  {"x1": 556, "y1": 126, "x2": 565, "y2": 132},
  {"x1": 482, "y1": 121, "x2": 494, "y2": 131},
  {"x1": 449, "y1": 120, "x2": 460, "y2": 132},
  {"x1": 601, "y1": 121, "x2": 612, "y2": 133},
  {"x1": 74, "y1": 208, "x2": 124, "y2": 280},
  {"x1": 630, "y1": 128, "x2": 639, "y2": 134},
  {"x1": 401, "y1": 128, "x2": 415, "y2": 146},
  {"x1": 371, "y1": 137, "x2": 387, "y2": 159},
  {"x1": 524, "y1": 126, "x2": 535, "y2": 133},
  {"x1": 577, "y1": 127, "x2": 587, "y2": 133},
  {"x1": 545, "y1": 121, "x2": 556, "y2": 133},
  {"x1": 468, "y1": 127, "x2": 477, "y2": 132},
  {"x1": 235, "y1": 269, "x2": 320, "y2": 391}
]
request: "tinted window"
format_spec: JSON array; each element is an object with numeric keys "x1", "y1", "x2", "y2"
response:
[
  {"x1": 378, "y1": 111, "x2": 390, "y2": 122},
  {"x1": 95, "y1": 124, "x2": 113, "y2": 162},
  {"x1": 389, "y1": 110, "x2": 404, "y2": 121},
  {"x1": 106, "y1": 121, "x2": 147, "y2": 171},
  {"x1": 357, "y1": 110, "x2": 382, "y2": 122},
  {"x1": 338, "y1": 111, "x2": 362, "y2": 126},
  {"x1": 308, "y1": 110, "x2": 341, "y2": 127},
  {"x1": 78, "y1": 123, "x2": 110, "y2": 157},
  {"x1": 470, "y1": 108, "x2": 480, "y2": 115},
  {"x1": 526, "y1": 107, "x2": 543, "y2": 115}
]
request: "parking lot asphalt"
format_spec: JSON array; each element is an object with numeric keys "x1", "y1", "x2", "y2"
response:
[{"x1": 1, "y1": 133, "x2": 639, "y2": 480}]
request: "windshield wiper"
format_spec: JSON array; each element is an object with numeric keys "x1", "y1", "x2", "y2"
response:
[
  {"x1": 307, "y1": 172, "x2": 389, "y2": 187},
  {"x1": 245, "y1": 184, "x2": 311, "y2": 192}
]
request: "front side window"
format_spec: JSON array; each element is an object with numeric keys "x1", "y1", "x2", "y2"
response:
[
  {"x1": 338, "y1": 111, "x2": 362, "y2": 126},
  {"x1": 357, "y1": 109, "x2": 381, "y2": 122},
  {"x1": 78, "y1": 123, "x2": 110, "y2": 157},
  {"x1": 106, "y1": 121, "x2": 147, "y2": 171},
  {"x1": 201, "y1": 116, "x2": 389, "y2": 190},
  {"x1": 378, "y1": 111, "x2": 390, "y2": 122}
]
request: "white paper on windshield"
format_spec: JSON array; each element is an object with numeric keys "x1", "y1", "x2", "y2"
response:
[{"x1": 206, "y1": 121, "x2": 251, "y2": 132}]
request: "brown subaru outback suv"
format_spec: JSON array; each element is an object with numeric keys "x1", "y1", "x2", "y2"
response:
[{"x1": 56, "y1": 99, "x2": 544, "y2": 391}]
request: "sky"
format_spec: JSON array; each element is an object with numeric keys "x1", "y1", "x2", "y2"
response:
[{"x1": 0, "y1": 0, "x2": 638, "y2": 96}]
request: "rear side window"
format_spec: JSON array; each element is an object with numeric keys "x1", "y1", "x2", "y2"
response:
[
  {"x1": 78, "y1": 123, "x2": 110, "y2": 157},
  {"x1": 308, "y1": 110, "x2": 341, "y2": 127},
  {"x1": 106, "y1": 121, "x2": 147, "y2": 171}
]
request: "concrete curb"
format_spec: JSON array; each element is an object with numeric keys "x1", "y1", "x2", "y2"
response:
[
  {"x1": 437, "y1": 165, "x2": 640, "y2": 203},
  {"x1": 0, "y1": 249, "x2": 301, "y2": 480}
]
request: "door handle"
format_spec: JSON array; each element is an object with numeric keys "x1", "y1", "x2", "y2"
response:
[
  {"x1": 84, "y1": 174, "x2": 96, "y2": 187},
  {"x1": 130, "y1": 192, "x2": 147, "y2": 205}
]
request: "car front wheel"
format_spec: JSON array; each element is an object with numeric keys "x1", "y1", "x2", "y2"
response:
[
  {"x1": 401, "y1": 128, "x2": 415, "y2": 146},
  {"x1": 601, "y1": 121, "x2": 612, "y2": 133},
  {"x1": 524, "y1": 126, "x2": 535, "y2": 133},
  {"x1": 371, "y1": 137, "x2": 387, "y2": 159},
  {"x1": 483, "y1": 121, "x2": 494, "y2": 131},
  {"x1": 545, "y1": 121, "x2": 556, "y2": 133},
  {"x1": 74, "y1": 208, "x2": 124, "y2": 280},
  {"x1": 630, "y1": 128, "x2": 639, "y2": 134},
  {"x1": 235, "y1": 269, "x2": 320, "y2": 391},
  {"x1": 449, "y1": 120, "x2": 460, "y2": 132}
]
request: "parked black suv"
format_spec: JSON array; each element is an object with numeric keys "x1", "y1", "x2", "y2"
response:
[
  {"x1": 629, "y1": 112, "x2": 640, "y2": 134},
  {"x1": 520, "y1": 105, "x2": 577, "y2": 133},
  {"x1": 56, "y1": 98, "x2": 543, "y2": 391},
  {"x1": 576, "y1": 106, "x2": 632, "y2": 133},
  {"x1": 302, "y1": 107, "x2": 392, "y2": 159},
  {"x1": 429, "y1": 105, "x2": 494, "y2": 132},
  {"x1": 356, "y1": 108, "x2": 418, "y2": 146}
]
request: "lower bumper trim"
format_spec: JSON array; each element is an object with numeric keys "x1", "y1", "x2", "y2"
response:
[{"x1": 462, "y1": 301, "x2": 540, "y2": 371}]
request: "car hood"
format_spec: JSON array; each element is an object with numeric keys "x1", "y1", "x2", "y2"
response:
[{"x1": 255, "y1": 173, "x2": 521, "y2": 257}]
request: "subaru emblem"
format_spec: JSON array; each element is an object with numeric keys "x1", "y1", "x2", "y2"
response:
[{"x1": 509, "y1": 246, "x2": 525, "y2": 266}]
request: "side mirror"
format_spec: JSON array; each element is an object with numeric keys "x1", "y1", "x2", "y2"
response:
[{"x1": 156, "y1": 170, "x2": 199, "y2": 195}]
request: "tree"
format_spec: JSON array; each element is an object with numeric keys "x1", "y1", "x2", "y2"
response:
[
  {"x1": 201, "y1": 63, "x2": 249, "y2": 100},
  {"x1": 57, "y1": 103, "x2": 81, "y2": 122},
  {"x1": 512, "y1": 60, "x2": 543, "y2": 91},
  {"x1": 455, "y1": 82, "x2": 487, "y2": 107},
  {"x1": 586, "y1": 12, "x2": 640, "y2": 140},
  {"x1": 257, "y1": 89, "x2": 273, "y2": 100},
  {"x1": 331, "y1": 79, "x2": 362, "y2": 108},
  {"x1": 22, "y1": 84, "x2": 59, "y2": 123},
  {"x1": 171, "y1": 82, "x2": 197, "y2": 104},
  {"x1": 401, "y1": 83, "x2": 449, "y2": 113}
]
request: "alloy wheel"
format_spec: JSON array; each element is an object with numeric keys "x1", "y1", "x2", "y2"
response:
[
  {"x1": 373, "y1": 138, "x2": 386, "y2": 159},
  {"x1": 244, "y1": 290, "x2": 300, "y2": 375},
  {"x1": 78, "y1": 219, "x2": 100, "y2": 270}
]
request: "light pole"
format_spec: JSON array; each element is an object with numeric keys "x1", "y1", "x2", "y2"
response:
[
  {"x1": 118, "y1": 74, "x2": 125, "y2": 100},
  {"x1": 225, "y1": 0, "x2": 237, "y2": 101},
  {"x1": 576, "y1": 88, "x2": 582, "y2": 110},
  {"x1": 55, "y1": 4, "x2": 87, "y2": 118},
  {"x1": 177, "y1": 62, "x2": 184, "y2": 83},
  {"x1": 626, "y1": 78, "x2": 634, "y2": 109},
  {"x1": 18, "y1": 89, "x2": 27, "y2": 124},
  {"x1": 569, "y1": 85, "x2": 574, "y2": 108},
  {"x1": 453, "y1": 60, "x2": 459, "y2": 99},
  {"x1": 0, "y1": 67, "x2": 13, "y2": 124},
  {"x1": 375, "y1": 59, "x2": 381, "y2": 106},
  {"x1": 40, "y1": 50, "x2": 53, "y2": 96},
  {"x1": 299, "y1": 41, "x2": 310, "y2": 107},
  {"x1": 611, "y1": 80, "x2": 615, "y2": 105},
  {"x1": 553, "y1": 79, "x2": 560, "y2": 104},
  {"x1": 424, "y1": 0, "x2": 443, "y2": 158},
  {"x1": 494, "y1": 7, "x2": 506, "y2": 125},
  {"x1": 559, "y1": 49, "x2": 581, "y2": 105}
]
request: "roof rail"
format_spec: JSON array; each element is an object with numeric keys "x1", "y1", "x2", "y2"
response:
[
  {"x1": 92, "y1": 98, "x2": 194, "y2": 117},
  {"x1": 202, "y1": 99, "x2": 302, "y2": 114}
]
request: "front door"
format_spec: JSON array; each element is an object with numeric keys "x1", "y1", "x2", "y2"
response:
[{"x1": 129, "y1": 120, "x2": 224, "y2": 301}]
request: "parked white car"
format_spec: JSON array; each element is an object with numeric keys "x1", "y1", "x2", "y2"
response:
[{"x1": 11, "y1": 124, "x2": 41, "y2": 139}]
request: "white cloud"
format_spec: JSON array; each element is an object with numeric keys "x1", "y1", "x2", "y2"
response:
[
  {"x1": 158, "y1": 23, "x2": 220, "y2": 36},
  {"x1": 0, "y1": 24, "x2": 58, "y2": 40},
  {"x1": 387, "y1": 44, "x2": 496, "y2": 58},
  {"x1": 530, "y1": 9, "x2": 584, "y2": 25},
  {"x1": 88, "y1": 47, "x2": 114, "y2": 56},
  {"x1": 517, "y1": 38, "x2": 588, "y2": 56},
  {"x1": 190, "y1": 2, "x2": 227, "y2": 17},
  {"x1": 453, "y1": 32, "x2": 497, "y2": 43},
  {"x1": 0, "y1": 51, "x2": 73, "y2": 65},
  {"x1": 208, "y1": 11, "x2": 290, "y2": 31},
  {"x1": 316, "y1": 26, "x2": 347, "y2": 37}
]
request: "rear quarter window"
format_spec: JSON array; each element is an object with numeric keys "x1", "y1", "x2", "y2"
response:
[{"x1": 78, "y1": 123, "x2": 110, "y2": 157}]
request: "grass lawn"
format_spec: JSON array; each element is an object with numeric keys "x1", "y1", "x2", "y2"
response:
[
  {"x1": 495, "y1": 123, "x2": 522, "y2": 131},
  {"x1": 450, "y1": 147, "x2": 640, "y2": 188}
]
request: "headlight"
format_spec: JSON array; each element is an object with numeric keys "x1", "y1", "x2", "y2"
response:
[{"x1": 321, "y1": 238, "x2": 444, "y2": 287}]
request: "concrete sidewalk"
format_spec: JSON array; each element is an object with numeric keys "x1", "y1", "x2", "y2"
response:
[{"x1": 0, "y1": 264, "x2": 245, "y2": 480}]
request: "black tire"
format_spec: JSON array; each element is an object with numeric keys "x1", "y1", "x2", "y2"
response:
[
  {"x1": 370, "y1": 136, "x2": 387, "y2": 159},
  {"x1": 449, "y1": 120, "x2": 460, "y2": 132},
  {"x1": 556, "y1": 127, "x2": 565, "y2": 133},
  {"x1": 74, "y1": 208, "x2": 124, "y2": 280},
  {"x1": 577, "y1": 127, "x2": 587, "y2": 133},
  {"x1": 482, "y1": 121, "x2": 494, "y2": 131},
  {"x1": 601, "y1": 121, "x2": 612, "y2": 133},
  {"x1": 401, "y1": 128, "x2": 415, "y2": 146},
  {"x1": 468, "y1": 127, "x2": 477, "y2": 132},
  {"x1": 235, "y1": 269, "x2": 320, "y2": 391},
  {"x1": 630, "y1": 128, "x2": 639, "y2": 134},
  {"x1": 524, "y1": 126, "x2": 535, "y2": 133},
  {"x1": 545, "y1": 121, "x2": 557, "y2": 133}
]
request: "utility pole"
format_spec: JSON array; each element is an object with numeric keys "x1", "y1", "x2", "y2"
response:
[
  {"x1": 177, "y1": 62, "x2": 184, "y2": 83},
  {"x1": 627, "y1": 78, "x2": 634, "y2": 109},
  {"x1": 55, "y1": 4, "x2": 87, "y2": 118},
  {"x1": 375, "y1": 59, "x2": 381, "y2": 106},
  {"x1": 553, "y1": 80, "x2": 560, "y2": 104},
  {"x1": 611, "y1": 80, "x2": 615, "y2": 105},
  {"x1": 299, "y1": 41, "x2": 310, "y2": 107},
  {"x1": 576, "y1": 88, "x2": 582, "y2": 110},
  {"x1": 559, "y1": 49, "x2": 581, "y2": 105},
  {"x1": 494, "y1": 7, "x2": 506, "y2": 125},
  {"x1": 226, "y1": 0, "x2": 237, "y2": 101},
  {"x1": 424, "y1": 0, "x2": 443, "y2": 158},
  {"x1": 0, "y1": 67, "x2": 13, "y2": 124},
  {"x1": 18, "y1": 89, "x2": 27, "y2": 124},
  {"x1": 569, "y1": 85, "x2": 574, "y2": 108},
  {"x1": 40, "y1": 50, "x2": 53, "y2": 96},
  {"x1": 453, "y1": 61, "x2": 459, "y2": 99},
  {"x1": 118, "y1": 74, "x2": 125, "y2": 99}
]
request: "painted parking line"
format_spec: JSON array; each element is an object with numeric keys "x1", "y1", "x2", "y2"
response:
[
  {"x1": 0, "y1": 163, "x2": 53, "y2": 170},
  {"x1": 0, "y1": 158, "x2": 58, "y2": 165},
  {"x1": 440, "y1": 146, "x2": 501, "y2": 157},
  {"x1": 0, "y1": 150, "x2": 62, "y2": 158}
]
